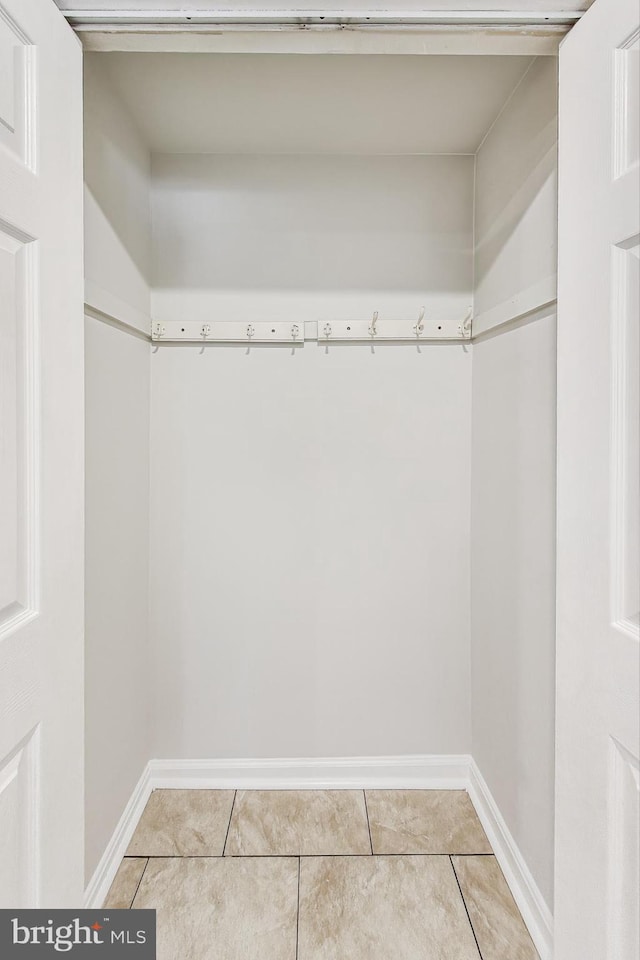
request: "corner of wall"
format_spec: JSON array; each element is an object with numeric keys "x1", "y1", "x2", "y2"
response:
[
  {"x1": 83, "y1": 53, "x2": 154, "y2": 886},
  {"x1": 469, "y1": 53, "x2": 558, "y2": 918}
]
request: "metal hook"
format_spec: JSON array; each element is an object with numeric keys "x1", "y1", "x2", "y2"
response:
[
  {"x1": 323, "y1": 323, "x2": 332, "y2": 339},
  {"x1": 413, "y1": 307, "x2": 425, "y2": 337},
  {"x1": 246, "y1": 324, "x2": 255, "y2": 340},
  {"x1": 291, "y1": 324, "x2": 300, "y2": 341},
  {"x1": 457, "y1": 309, "x2": 473, "y2": 339},
  {"x1": 368, "y1": 310, "x2": 379, "y2": 337},
  {"x1": 200, "y1": 324, "x2": 211, "y2": 340}
]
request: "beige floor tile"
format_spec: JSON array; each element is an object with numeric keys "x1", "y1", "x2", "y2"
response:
[
  {"x1": 103, "y1": 857, "x2": 148, "y2": 908},
  {"x1": 126, "y1": 789, "x2": 235, "y2": 856},
  {"x1": 225, "y1": 790, "x2": 371, "y2": 856},
  {"x1": 366, "y1": 789, "x2": 492, "y2": 854},
  {"x1": 132, "y1": 856, "x2": 298, "y2": 960},
  {"x1": 452, "y1": 855, "x2": 539, "y2": 960},
  {"x1": 298, "y1": 855, "x2": 479, "y2": 960}
]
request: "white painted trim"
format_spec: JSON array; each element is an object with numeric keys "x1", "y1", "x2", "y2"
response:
[
  {"x1": 84, "y1": 765, "x2": 152, "y2": 909},
  {"x1": 84, "y1": 305, "x2": 152, "y2": 342},
  {"x1": 62, "y1": 9, "x2": 583, "y2": 26},
  {"x1": 83, "y1": 754, "x2": 468, "y2": 907},
  {"x1": 472, "y1": 275, "x2": 557, "y2": 337},
  {"x1": 149, "y1": 754, "x2": 471, "y2": 790},
  {"x1": 472, "y1": 299, "x2": 557, "y2": 343},
  {"x1": 78, "y1": 26, "x2": 564, "y2": 55},
  {"x1": 85, "y1": 751, "x2": 554, "y2": 960},
  {"x1": 84, "y1": 279, "x2": 152, "y2": 338},
  {"x1": 468, "y1": 759, "x2": 554, "y2": 960}
]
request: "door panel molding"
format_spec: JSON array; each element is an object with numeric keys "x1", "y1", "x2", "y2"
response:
[
  {"x1": 0, "y1": 725, "x2": 40, "y2": 907},
  {"x1": 0, "y1": 217, "x2": 39, "y2": 642}
]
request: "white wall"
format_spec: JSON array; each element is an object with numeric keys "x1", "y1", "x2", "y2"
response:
[
  {"x1": 84, "y1": 54, "x2": 151, "y2": 329},
  {"x1": 473, "y1": 57, "x2": 558, "y2": 335},
  {"x1": 83, "y1": 56, "x2": 152, "y2": 881},
  {"x1": 84, "y1": 320, "x2": 151, "y2": 879},
  {"x1": 148, "y1": 154, "x2": 474, "y2": 759},
  {"x1": 471, "y1": 313, "x2": 557, "y2": 908},
  {"x1": 150, "y1": 342, "x2": 472, "y2": 758},
  {"x1": 471, "y1": 55, "x2": 558, "y2": 910},
  {"x1": 151, "y1": 154, "x2": 474, "y2": 327}
]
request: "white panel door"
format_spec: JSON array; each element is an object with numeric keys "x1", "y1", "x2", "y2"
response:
[
  {"x1": 557, "y1": 0, "x2": 640, "y2": 957},
  {"x1": 0, "y1": 0, "x2": 84, "y2": 906}
]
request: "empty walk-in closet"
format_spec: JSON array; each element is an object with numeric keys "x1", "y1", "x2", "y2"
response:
[
  {"x1": 1, "y1": 2, "x2": 638, "y2": 959},
  {"x1": 84, "y1": 41, "x2": 558, "y2": 935}
]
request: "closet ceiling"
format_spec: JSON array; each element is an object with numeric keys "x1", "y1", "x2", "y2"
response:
[{"x1": 96, "y1": 52, "x2": 533, "y2": 154}]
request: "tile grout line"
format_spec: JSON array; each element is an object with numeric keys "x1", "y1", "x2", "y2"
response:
[
  {"x1": 222, "y1": 790, "x2": 237, "y2": 857},
  {"x1": 295, "y1": 857, "x2": 301, "y2": 960},
  {"x1": 449, "y1": 856, "x2": 484, "y2": 960},
  {"x1": 132, "y1": 852, "x2": 495, "y2": 860},
  {"x1": 362, "y1": 790, "x2": 374, "y2": 856},
  {"x1": 128, "y1": 857, "x2": 150, "y2": 910}
]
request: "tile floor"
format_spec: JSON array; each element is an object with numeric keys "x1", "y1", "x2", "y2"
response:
[{"x1": 104, "y1": 789, "x2": 539, "y2": 960}]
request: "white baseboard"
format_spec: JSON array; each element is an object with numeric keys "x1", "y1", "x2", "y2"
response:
[
  {"x1": 84, "y1": 765, "x2": 153, "y2": 909},
  {"x1": 83, "y1": 753, "x2": 468, "y2": 907},
  {"x1": 85, "y1": 752, "x2": 554, "y2": 960},
  {"x1": 149, "y1": 754, "x2": 471, "y2": 790},
  {"x1": 468, "y1": 759, "x2": 553, "y2": 960}
]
